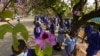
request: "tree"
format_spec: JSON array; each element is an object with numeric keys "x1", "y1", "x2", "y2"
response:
[{"x1": 29, "y1": 0, "x2": 100, "y2": 32}]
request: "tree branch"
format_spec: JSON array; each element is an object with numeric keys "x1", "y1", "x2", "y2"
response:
[
  {"x1": 49, "y1": 6, "x2": 63, "y2": 24},
  {"x1": 79, "y1": 9, "x2": 100, "y2": 25},
  {"x1": 49, "y1": 6, "x2": 60, "y2": 17},
  {"x1": 72, "y1": 0, "x2": 87, "y2": 28},
  {"x1": 72, "y1": 0, "x2": 87, "y2": 19},
  {"x1": 2, "y1": 0, "x2": 11, "y2": 12},
  {"x1": 26, "y1": 5, "x2": 34, "y2": 14},
  {"x1": 71, "y1": 6, "x2": 100, "y2": 31},
  {"x1": 84, "y1": 0, "x2": 87, "y2": 5},
  {"x1": 95, "y1": 0, "x2": 98, "y2": 11},
  {"x1": 6, "y1": 21, "x2": 15, "y2": 28}
]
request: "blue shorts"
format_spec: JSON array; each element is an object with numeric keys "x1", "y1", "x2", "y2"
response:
[{"x1": 86, "y1": 47, "x2": 99, "y2": 56}]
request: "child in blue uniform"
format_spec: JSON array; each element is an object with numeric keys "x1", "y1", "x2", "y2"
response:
[
  {"x1": 63, "y1": 31, "x2": 78, "y2": 56},
  {"x1": 49, "y1": 20, "x2": 56, "y2": 34},
  {"x1": 10, "y1": 39, "x2": 37, "y2": 56},
  {"x1": 56, "y1": 23, "x2": 66, "y2": 50},
  {"x1": 40, "y1": 16, "x2": 49, "y2": 30},
  {"x1": 34, "y1": 22, "x2": 43, "y2": 39},
  {"x1": 65, "y1": 19, "x2": 71, "y2": 31},
  {"x1": 86, "y1": 31, "x2": 100, "y2": 56}
]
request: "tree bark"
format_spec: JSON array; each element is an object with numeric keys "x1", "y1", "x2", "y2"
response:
[
  {"x1": 72, "y1": 0, "x2": 87, "y2": 32},
  {"x1": 72, "y1": 9, "x2": 100, "y2": 32},
  {"x1": 95, "y1": 0, "x2": 98, "y2": 11},
  {"x1": 79, "y1": 9, "x2": 100, "y2": 25}
]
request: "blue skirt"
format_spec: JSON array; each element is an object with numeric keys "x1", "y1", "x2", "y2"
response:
[{"x1": 57, "y1": 34, "x2": 64, "y2": 43}]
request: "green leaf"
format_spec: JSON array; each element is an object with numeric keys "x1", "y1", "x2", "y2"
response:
[
  {"x1": 0, "y1": 24, "x2": 13, "y2": 39},
  {"x1": 43, "y1": 45, "x2": 52, "y2": 56},
  {"x1": 35, "y1": 45, "x2": 40, "y2": 55},
  {"x1": 12, "y1": 23, "x2": 29, "y2": 51},
  {"x1": 12, "y1": 33, "x2": 19, "y2": 51},
  {"x1": 13, "y1": 23, "x2": 29, "y2": 41},
  {"x1": 0, "y1": 10, "x2": 13, "y2": 18},
  {"x1": 35, "y1": 45, "x2": 44, "y2": 56}
]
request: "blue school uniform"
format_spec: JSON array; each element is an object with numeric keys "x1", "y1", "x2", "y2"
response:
[
  {"x1": 57, "y1": 27, "x2": 65, "y2": 43},
  {"x1": 86, "y1": 32, "x2": 100, "y2": 56},
  {"x1": 63, "y1": 37, "x2": 77, "y2": 56},
  {"x1": 40, "y1": 16, "x2": 48, "y2": 25},
  {"x1": 50, "y1": 23, "x2": 56, "y2": 34},
  {"x1": 34, "y1": 26, "x2": 43, "y2": 39}
]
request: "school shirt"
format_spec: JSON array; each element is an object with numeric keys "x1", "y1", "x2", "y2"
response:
[
  {"x1": 59, "y1": 26, "x2": 66, "y2": 33},
  {"x1": 36, "y1": 17, "x2": 41, "y2": 24},
  {"x1": 34, "y1": 26, "x2": 43, "y2": 39}
]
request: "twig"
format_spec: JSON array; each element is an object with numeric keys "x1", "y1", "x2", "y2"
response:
[
  {"x1": 6, "y1": 20, "x2": 15, "y2": 28},
  {"x1": 2, "y1": 0, "x2": 12, "y2": 12}
]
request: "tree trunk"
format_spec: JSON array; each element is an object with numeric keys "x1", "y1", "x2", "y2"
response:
[
  {"x1": 71, "y1": 0, "x2": 87, "y2": 32},
  {"x1": 71, "y1": 20, "x2": 81, "y2": 33},
  {"x1": 57, "y1": 14, "x2": 63, "y2": 24}
]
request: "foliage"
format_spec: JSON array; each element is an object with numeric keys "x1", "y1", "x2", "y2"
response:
[
  {"x1": 32, "y1": 0, "x2": 71, "y2": 17},
  {"x1": 0, "y1": 24, "x2": 13, "y2": 39},
  {"x1": 72, "y1": 0, "x2": 80, "y2": 6},
  {"x1": 13, "y1": 23, "x2": 29, "y2": 41},
  {"x1": 0, "y1": 23, "x2": 29, "y2": 50},
  {"x1": 43, "y1": 45, "x2": 52, "y2": 56},
  {"x1": 35, "y1": 45, "x2": 52, "y2": 56},
  {"x1": 0, "y1": 10, "x2": 13, "y2": 18}
]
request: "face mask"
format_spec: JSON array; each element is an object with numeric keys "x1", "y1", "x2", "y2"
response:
[
  {"x1": 17, "y1": 52, "x2": 25, "y2": 56},
  {"x1": 17, "y1": 50, "x2": 28, "y2": 56}
]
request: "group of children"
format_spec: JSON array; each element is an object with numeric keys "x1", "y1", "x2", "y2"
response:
[
  {"x1": 33, "y1": 15, "x2": 78, "y2": 56},
  {"x1": 10, "y1": 15, "x2": 100, "y2": 56}
]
